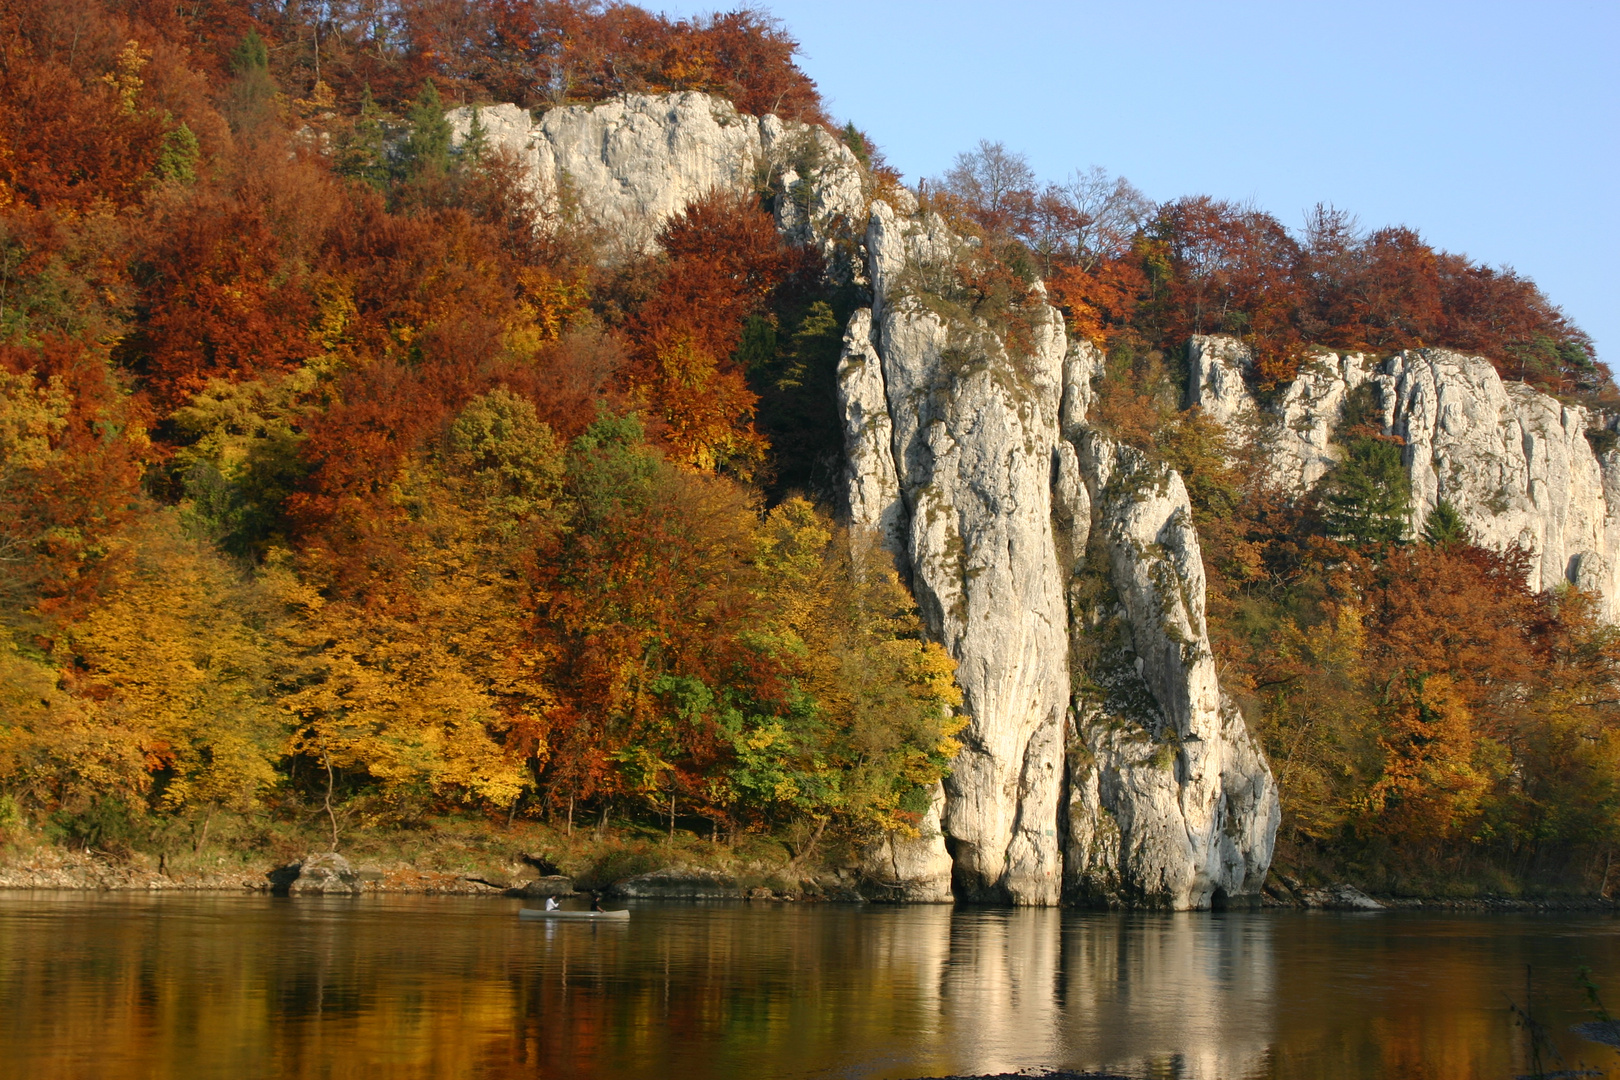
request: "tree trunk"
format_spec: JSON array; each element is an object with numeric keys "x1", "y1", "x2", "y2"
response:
[
  {"x1": 193, "y1": 806, "x2": 214, "y2": 854},
  {"x1": 787, "y1": 818, "x2": 828, "y2": 871},
  {"x1": 321, "y1": 739, "x2": 339, "y2": 851}
]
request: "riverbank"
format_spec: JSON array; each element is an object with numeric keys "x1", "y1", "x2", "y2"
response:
[
  {"x1": 2, "y1": 811, "x2": 1611, "y2": 908},
  {"x1": 2, "y1": 843, "x2": 1614, "y2": 911},
  {"x1": 0, "y1": 816, "x2": 867, "y2": 900}
]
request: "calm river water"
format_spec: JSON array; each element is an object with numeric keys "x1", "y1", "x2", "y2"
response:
[{"x1": 0, "y1": 893, "x2": 1614, "y2": 1079}]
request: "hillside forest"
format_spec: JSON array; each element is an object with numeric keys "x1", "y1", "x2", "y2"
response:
[{"x1": 1, "y1": 0, "x2": 1615, "y2": 896}]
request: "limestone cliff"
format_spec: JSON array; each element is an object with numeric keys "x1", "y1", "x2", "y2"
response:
[
  {"x1": 841, "y1": 206, "x2": 1278, "y2": 907},
  {"x1": 843, "y1": 200, "x2": 1074, "y2": 904},
  {"x1": 1189, "y1": 335, "x2": 1620, "y2": 618},
  {"x1": 447, "y1": 96, "x2": 868, "y2": 278},
  {"x1": 1058, "y1": 397, "x2": 1279, "y2": 907},
  {"x1": 453, "y1": 91, "x2": 1281, "y2": 907}
]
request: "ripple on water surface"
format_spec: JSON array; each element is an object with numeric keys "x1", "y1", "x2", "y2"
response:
[{"x1": 0, "y1": 893, "x2": 1615, "y2": 1079}]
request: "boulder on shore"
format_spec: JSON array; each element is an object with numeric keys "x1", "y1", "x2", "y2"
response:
[
  {"x1": 283, "y1": 852, "x2": 362, "y2": 896},
  {"x1": 1301, "y1": 883, "x2": 1385, "y2": 910},
  {"x1": 512, "y1": 875, "x2": 576, "y2": 898},
  {"x1": 606, "y1": 865, "x2": 743, "y2": 899}
]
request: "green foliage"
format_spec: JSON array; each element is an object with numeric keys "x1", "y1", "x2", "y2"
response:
[
  {"x1": 153, "y1": 124, "x2": 199, "y2": 185},
  {"x1": 564, "y1": 411, "x2": 661, "y2": 529},
  {"x1": 840, "y1": 123, "x2": 871, "y2": 167},
  {"x1": 458, "y1": 105, "x2": 489, "y2": 165},
  {"x1": 0, "y1": 793, "x2": 21, "y2": 838},
  {"x1": 335, "y1": 86, "x2": 390, "y2": 190},
  {"x1": 399, "y1": 80, "x2": 452, "y2": 178},
  {"x1": 168, "y1": 374, "x2": 312, "y2": 559},
  {"x1": 1422, "y1": 499, "x2": 1469, "y2": 547},
  {"x1": 224, "y1": 33, "x2": 278, "y2": 134},
  {"x1": 229, "y1": 30, "x2": 269, "y2": 74},
  {"x1": 1587, "y1": 425, "x2": 1619, "y2": 458},
  {"x1": 446, "y1": 389, "x2": 564, "y2": 516},
  {"x1": 746, "y1": 298, "x2": 849, "y2": 499},
  {"x1": 48, "y1": 797, "x2": 145, "y2": 855},
  {"x1": 1319, "y1": 437, "x2": 1412, "y2": 547}
]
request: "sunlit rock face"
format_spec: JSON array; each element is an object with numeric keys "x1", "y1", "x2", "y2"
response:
[
  {"x1": 846, "y1": 200, "x2": 1073, "y2": 905},
  {"x1": 446, "y1": 96, "x2": 868, "y2": 279},
  {"x1": 1059, "y1": 392, "x2": 1279, "y2": 907},
  {"x1": 1189, "y1": 335, "x2": 1620, "y2": 619},
  {"x1": 451, "y1": 91, "x2": 1281, "y2": 906},
  {"x1": 844, "y1": 203, "x2": 1277, "y2": 908},
  {"x1": 858, "y1": 782, "x2": 955, "y2": 903}
]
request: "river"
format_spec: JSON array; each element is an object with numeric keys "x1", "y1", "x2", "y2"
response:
[{"x1": 0, "y1": 893, "x2": 1614, "y2": 1079}]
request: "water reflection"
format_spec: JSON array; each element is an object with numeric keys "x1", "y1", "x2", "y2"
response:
[{"x1": 0, "y1": 894, "x2": 1613, "y2": 1080}]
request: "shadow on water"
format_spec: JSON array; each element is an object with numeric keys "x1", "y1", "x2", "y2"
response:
[{"x1": 0, "y1": 893, "x2": 1615, "y2": 1079}]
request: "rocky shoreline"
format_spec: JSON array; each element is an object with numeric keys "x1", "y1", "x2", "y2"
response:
[{"x1": 0, "y1": 851, "x2": 1612, "y2": 911}]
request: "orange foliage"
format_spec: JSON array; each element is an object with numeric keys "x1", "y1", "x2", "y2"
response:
[
  {"x1": 1047, "y1": 256, "x2": 1146, "y2": 348},
  {"x1": 124, "y1": 183, "x2": 321, "y2": 410},
  {"x1": 624, "y1": 190, "x2": 803, "y2": 472},
  {"x1": 0, "y1": 3, "x2": 169, "y2": 214},
  {"x1": 402, "y1": 1, "x2": 826, "y2": 123},
  {"x1": 0, "y1": 337, "x2": 148, "y2": 622}
]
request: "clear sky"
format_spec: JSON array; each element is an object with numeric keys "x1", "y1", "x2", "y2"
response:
[{"x1": 658, "y1": 0, "x2": 1619, "y2": 363}]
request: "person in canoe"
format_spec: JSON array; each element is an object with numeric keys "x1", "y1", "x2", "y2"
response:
[
  {"x1": 591, "y1": 893, "x2": 604, "y2": 912},
  {"x1": 544, "y1": 896, "x2": 559, "y2": 911}
]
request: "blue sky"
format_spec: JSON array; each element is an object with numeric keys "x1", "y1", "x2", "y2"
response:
[{"x1": 658, "y1": 0, "x2": 1619, "y2": 363}]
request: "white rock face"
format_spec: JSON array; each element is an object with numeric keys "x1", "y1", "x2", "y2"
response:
[
  {"x1": 1187, "y1": 334, "x2": 1375, "y2": 493},
  {"x1": 859, "y1": 782, "x2": 955, "y2": 902},
  {"x1": 1190, "y1": 335, "x2": 1620, "y2": 618},
  {"x1": 1064, "y1": 432, "x2": 1280, "y2": 908},
  {"x1": 835, "y1": 307, "x2": 908, "y2": 562},
  {"x1": 843, "y1": 203, "x2": 1276, "y2": 907},
  {"x1": 1388, "y1": 350, "x2": 1620, "y2": 612},
  {"x1": 858, "y1": 200, "x2": 1073, "y2": 905},
  {"x1": 447, "y1": 95, "x2": 869, "y2": 275}
]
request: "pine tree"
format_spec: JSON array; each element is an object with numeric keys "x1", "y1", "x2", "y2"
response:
[
  {"x1": 224, "y1": 31, "x2": 277, "y2": 134},
  {"x1": 399, "y1": 80, "x2": 451, "y2": 178},
  {"x1": 1422, "y1": 499, "x2": 1470, "y2": 547},
  {"x1": 1319, "y1": 437, "x2": 1412, "y2": 547},
  {"x1": 336, "y1": 84, "x2": 389, "y2": 189},
  {"x1": 458, "y1": 105, "x2": 489, "y2": 166}
]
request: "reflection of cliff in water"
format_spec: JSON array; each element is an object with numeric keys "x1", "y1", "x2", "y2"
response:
[
  {"x1": 931, "y1": 910, "x2": 1272, "y2": 1080},
  {"x1": 1, "y1": 896, "x2": 1615, "y2": 1079}
]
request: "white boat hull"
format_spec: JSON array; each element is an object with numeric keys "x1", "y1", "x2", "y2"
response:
[{"x1": 518, "y1": 907, "x2": 629, "y2": 921}]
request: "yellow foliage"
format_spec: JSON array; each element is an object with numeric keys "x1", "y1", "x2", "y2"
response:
[
  {"x1": 269, "y1": 403, "x2": 566, "y2": 813},
  {"x1": 752, "y1": 498, "x2": 964, "y2": 834},
  {"x1": 67, "y1": 514, "x2": 283, "y2": 811},
  {"x1": 0, "y1": 639, "x2": 146, "y2": 807},
  {"x1": 0, "y1": 511, "x2": 284, "y2": 813},
  {"x1": 100, "y1": 41, "x2": 150, "y2": 114},
  {"x1": 0, "y1": 369, "x2": 69, "y2": 472}
]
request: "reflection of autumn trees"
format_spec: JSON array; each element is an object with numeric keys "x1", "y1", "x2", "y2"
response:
[{"x1": 1, "y1": 899, "x2": 1608, "y2": 1079}]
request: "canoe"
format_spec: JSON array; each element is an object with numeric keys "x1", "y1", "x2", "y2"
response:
[{"x1": 518, "y1": 907, "x2": 629, "y2": 921}]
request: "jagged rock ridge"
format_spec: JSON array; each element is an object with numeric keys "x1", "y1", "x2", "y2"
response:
[
  {"x1": 448, "y1": 96, "x2": 868, "y2": 278},
  {"x1": 453, "y1": 92, "x2": 1281, "y2": 907},
  {"x1": 1189, "y1": 336, "x2": 1620, "y2": 619},
  {"x1": 840, "y1": 209, "x2": 1278, "y2": 907}
]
